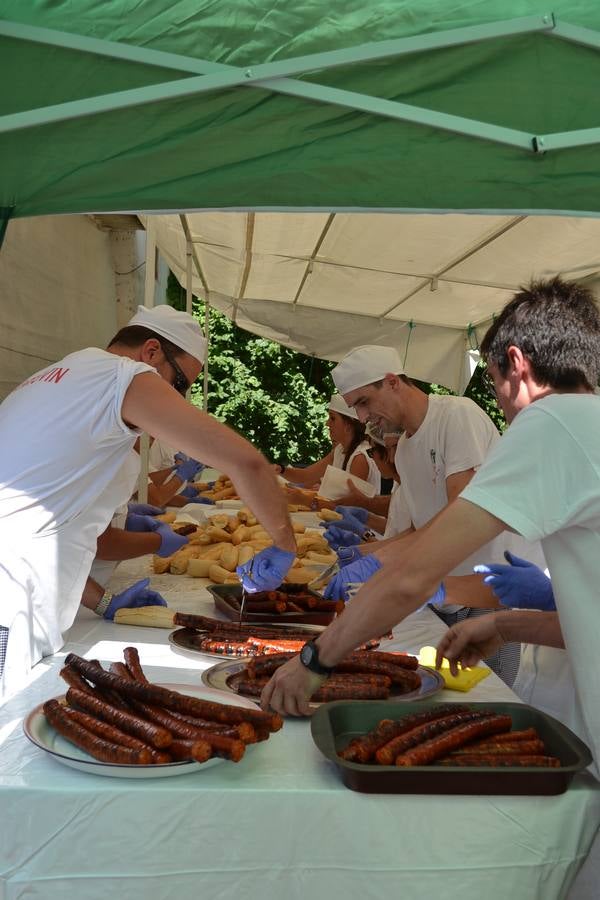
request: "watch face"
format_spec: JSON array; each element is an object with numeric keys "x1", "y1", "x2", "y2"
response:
[{"x1": 300, "y1": 642, "x2": 313, "y2": 667}]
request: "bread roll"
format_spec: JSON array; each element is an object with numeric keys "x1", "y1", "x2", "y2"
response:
[{"x1": 186, "y1": 558, "x2": 213, "y2": 578}]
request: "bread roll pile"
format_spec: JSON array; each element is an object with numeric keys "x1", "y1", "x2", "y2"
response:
[{"x1": 153, "y1": 507, "x2": 336, "y2": 585}]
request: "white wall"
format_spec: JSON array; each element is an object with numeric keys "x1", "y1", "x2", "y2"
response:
[{"x1": 0, "y1": 215, "x2": 119, "y2": 398}]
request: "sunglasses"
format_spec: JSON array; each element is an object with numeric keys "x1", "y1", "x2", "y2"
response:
[{"x1": 160, "y1": 343, "x2": 190, "y2": 396}]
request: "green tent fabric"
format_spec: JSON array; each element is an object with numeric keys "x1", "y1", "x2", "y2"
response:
[{"x1": 1, "y1": 0, "x2": 600, "y2": 219}]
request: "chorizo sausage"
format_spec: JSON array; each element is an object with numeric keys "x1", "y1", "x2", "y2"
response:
[
  {"x1": 311, "y1": 681, "x2": 391, "y2": 702},
  {"x1": 63, "y1": 704, "x2": 171, "y2": 762},
  {"x1": 168, "y1": 739, "x2": 213, "y2": 763},
  {"x1": 65, "y1": 687, "x2": 173, "y2": 749},
  {"x1": 123, "y1": 646, "x2": 148, "y2": 683},
  {"x1": 375, "y1": 711, "x2": 493, "y2": 765},
  {"x1": 449, "y1": 740, "x2": 545, "y2": 757},
  {"x1": 65, "y1": 653, "x2": 282, "y2": 731},
  {"x1": 439, "y1": 754, "x2": 560, "y2": 768},
  {"x1": 348, "y1": 649, "x2": 419, "y2": 671},
  {"x1": 394, "y1": 715, "x2": 513, "y2": 767},
  {"x1": 338, "y1": 705, "x2": 472, "y2": 763},
  {"x1": 44, "y1": 699, "x2": 154, "y2": 765}
]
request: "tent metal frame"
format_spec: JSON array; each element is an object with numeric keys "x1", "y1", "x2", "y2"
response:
[{"x1": 1, "y1": 13, "x2": 599, "y2": 153}]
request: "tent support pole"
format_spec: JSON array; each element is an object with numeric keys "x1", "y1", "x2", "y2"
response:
[
  {"x1": 203, "y1": 298, "x2": 210, "y2": 413},
  {"x1": 0, "y1": 14, "x2": 576, "y2": 153},
  {"x1": 137, "y1": 219, "x2": 156, "y2": 504},
  {"x1": 179, "y1": 214, "x2": 210, "y2": 410}
]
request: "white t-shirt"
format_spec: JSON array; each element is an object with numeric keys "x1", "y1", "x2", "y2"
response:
[
  {"x1": 394, "y1": 394, "x2": 508, "y2": 579},
  {"x1": 461, "y1": 393, "x2": 600, "y2": 774},
  {"x1": 332, "y1": 440, "x2": 381, "y2": 494},
  {"x1": 384, "y1": 484, "x2": 413, "y2": 538},
  {"x1": 148, "y1": 437, "x2": 177, "y2": 473},
  {"x1": 0, "y1": 348, "x2": 156, "y2": 690},
  {"x1": 89, "y1": 450, "x2": 142, "y2": 588}
]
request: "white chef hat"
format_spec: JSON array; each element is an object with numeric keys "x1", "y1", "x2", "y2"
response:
[
  {"x1": 332, "y1": 345, "x2": 404, "y2": 395},
  {"x1": 328, "y1": 392, "x2": 359, "y2": 420},
  {"x1": 128, "y1": 305, "x2": 207, "y2": 365}
]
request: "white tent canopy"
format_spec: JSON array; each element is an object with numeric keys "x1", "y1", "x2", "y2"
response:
[{"x1": 150, "y1": 211, "x2": 600, "y2": 392}]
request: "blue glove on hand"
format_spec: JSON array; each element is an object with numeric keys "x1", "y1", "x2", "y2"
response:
[
  {"x1": 125, "y1": 513, "x2": 160, "y2": 533},
  {"x1": 322, "y1": 524, "x2": 361, "y2": 550},
  {"x1": 127, "y1": 502, "x2": 164, "y2": 516},
  {"x1": 336, "y1": 505, "x2": 369, "y2": 524},
  {"x1": 181, "y1": 484, "x2": 200, "y2": 499},
  {"x1": 473, "y1": 551, "x2": 556, "y2": 611},
  {"x1": 173, "y1": 455, "x2": 204, "y2": 482},
  {"x1": 104, "y1": 578, "x2": 167, "y2": 620},
  {"x1": 337, "y1": 545, "x2": 363, "y2": 567},
  {"x1": 323, "y1": 554, "x2": 381, "y2": 602},
  {"x1": 236, "y1": 546, "x2": 295, "y2": 592},
  {"x1": 323, "y1": 509, "x2": 367, "y2": 538},
  {"x1": 184, "y1": 495, "x2": 215, "y2": 505},
  {"x1": 155, "y1": 523, "x2": 190, "y2": 558}
]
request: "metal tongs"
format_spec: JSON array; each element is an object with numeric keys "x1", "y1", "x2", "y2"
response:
[
  {"x1": 238, "y1": 557, "x2": 254, "y2": 625},
  {"x1": 308, "y1": 560, "x2": 364, "y2": 601}
]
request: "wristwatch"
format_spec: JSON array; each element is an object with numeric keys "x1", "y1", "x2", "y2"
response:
[
  {"x1": 300, "y1": 640, "x2": 334, "y2": 675},
  {"x1": 93, "y1": 590, "x2": 113, "y2": 617}
]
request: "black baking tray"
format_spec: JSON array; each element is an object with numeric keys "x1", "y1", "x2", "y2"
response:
[
  {"x1": 310, "y1": 700, "x2": 592, "y2": 795},
  {"x1": 207, "y1": 583, "x2": 336, "y2": 626}
]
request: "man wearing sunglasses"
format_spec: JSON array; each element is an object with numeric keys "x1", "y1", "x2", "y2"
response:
[{"x1": 0, "y1": 303, "x2": 296, "y2": 699}]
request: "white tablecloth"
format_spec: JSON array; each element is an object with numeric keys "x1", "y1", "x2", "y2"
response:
[{"x1": 0, "y1": 558, "x2": 599, "y2": 900}]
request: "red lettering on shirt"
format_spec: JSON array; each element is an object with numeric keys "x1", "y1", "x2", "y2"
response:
[{"x1": 17, "y1": 367, "x2": 71, "y2": 389}]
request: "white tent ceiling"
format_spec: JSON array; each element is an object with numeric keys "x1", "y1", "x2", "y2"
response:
[{"x1": 149, "y1": 212, "x2": 600, "y2": 392}]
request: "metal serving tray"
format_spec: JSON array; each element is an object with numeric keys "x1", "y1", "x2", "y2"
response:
[
  {"x1": 207, "y1": 583, "x2": 337, "y2": 626},
  {"x1": 310, "y1": 700, "x2": 592, "y2": 795},
  {"x1": 203, "y1": 659, "x2": 444, "y2": 703}
]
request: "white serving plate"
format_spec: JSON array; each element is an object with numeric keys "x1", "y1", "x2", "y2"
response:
[{"x1": 23, "y1": 683, "x2": 259, "y2": 779}]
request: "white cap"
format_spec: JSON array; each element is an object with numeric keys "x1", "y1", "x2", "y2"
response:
[
  {"x1": 332, "y1": 345, "x2": 404, "y2": 395},
  {"x1": 328, "y1": 392, "x2": 359, "y2": 420},
  {"x1": 128, "y1": 305, "x2": 207, "y2": 365}
]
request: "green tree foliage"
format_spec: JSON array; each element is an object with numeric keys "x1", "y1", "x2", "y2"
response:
[
  {"x1": 167, "y1": 273, "x2": 335, "y2": 463},
  {"x1": 167, "y1": 274, "x2": 503, "y2": 465}
]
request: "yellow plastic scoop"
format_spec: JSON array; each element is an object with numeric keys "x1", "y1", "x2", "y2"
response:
[{"x1": 418, "y1": 646, "x2": 491, "y2": 692}]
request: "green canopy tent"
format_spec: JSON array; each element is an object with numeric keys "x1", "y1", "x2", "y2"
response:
[{"x1": 1, "y1": 0, "x2": 600, "y2": 390}]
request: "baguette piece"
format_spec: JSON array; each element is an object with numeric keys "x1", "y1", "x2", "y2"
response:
[{"x1": 113, "y1": 606, "x2": 176, "y2": 628}]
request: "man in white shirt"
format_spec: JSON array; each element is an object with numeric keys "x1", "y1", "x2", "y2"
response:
[
  {"x1": 261, "y1": 278, "x2": 600, "y2": 778},
  {"x1": 0, "y1": 304, "x2": 295, "y2": 699},
  {"x1": 322, "y1": 343, "x2": 525, "y2": 684}
]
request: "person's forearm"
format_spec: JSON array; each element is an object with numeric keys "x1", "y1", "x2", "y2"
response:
[
  {"x1": 367, "y1": 513, "x2": 388, "y2": 534},
  {"x1": 97, "y1": 526, "x2": 161, "y2": 560},
  {"x1": 122, "y1": 377, "x2": 296, "y2": 552},
  {"x1": 443, "y1": 574, "x2": 502, "y2": 609},
  {"x1": 315, "y1": 562, "x2": 429, "y2": 667},
  {"x1": 495, "y1": 610, "x2": 565, "y2": 648},
  {"x1": 80, "y1": 577, "x2": 105, "y2": 610}
]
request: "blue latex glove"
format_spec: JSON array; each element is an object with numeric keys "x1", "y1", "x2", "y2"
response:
[
  {"x1": 335, "y1": 505, "x2": 369, "y2": 524},
  {"x1": 181, "y1": 484, "x2": 200, "y2": 499},
  {"x1": 322, "y1": 524, "x2": 361, "y2": 550},
  {"x1": 155, "y1": 523, "x2": 190, "y2": 558},
  {"x1": 473, "y1": 551, "x2": 556, "y2": 611},
  {"x1": 125, "y1": 513, "x2": 160, "y2": 533},
  {"x1": 323, "y1": 554, "x2": 381, "y2": 602},
  {"x1": 337, "y1": 545, "x2": 363, "y2": 567},
  {"x1": 173, "y1": 455, "x2": 204, "y2": 482},
  {"x1": 236, "y1": 546, "x2": 295, "y2": 593},
  {"x1": 322, "y1": 510, "x2": 367, "y2": 538},
  {"x1": 183, "y1": 495, "x2": 215, "y2": 505},
  {"x1": 104, "y1": 578, "x2": 167, "y2": 621},
  {"x1": 425, "y1": 583, "x2": 446, "y2": 610},
  {"x1": 127, "y1": 502, "x2": 164, "y2": 516}
]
